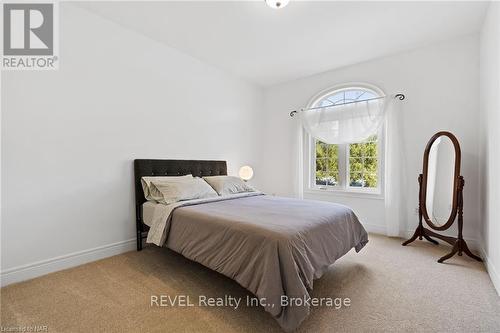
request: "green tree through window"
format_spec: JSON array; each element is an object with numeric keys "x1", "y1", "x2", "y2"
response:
[
  {"x1": 348, "y1": 135, "x2": 378, "y2": 188},
  {"x1": 315, "y1": 141, "x2": 339, "y2": 186}
]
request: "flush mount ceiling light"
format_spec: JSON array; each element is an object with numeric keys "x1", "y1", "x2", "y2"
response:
[{"x1": 265, "y1": 0, "x2": 290, "y2": 9}]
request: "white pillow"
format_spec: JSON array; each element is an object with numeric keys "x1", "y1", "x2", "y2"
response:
[
  {"x1": 150, "y1": 177, "x2": 218, "y2": 204},
  {"x1": 141, "y1": 175, "x2": 193, "y2": 201},
  {"x1": 203, "y1": 176, "x2": 256, "y2": 196}
]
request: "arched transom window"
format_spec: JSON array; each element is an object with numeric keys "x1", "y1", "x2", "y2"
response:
[{"x1": 307, "y1": 85, "x2": 384, "y2": 194}]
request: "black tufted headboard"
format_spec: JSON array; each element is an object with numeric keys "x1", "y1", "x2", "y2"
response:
[{"x1": 133, "y1": 159, "x2": 227, "y2": 250}]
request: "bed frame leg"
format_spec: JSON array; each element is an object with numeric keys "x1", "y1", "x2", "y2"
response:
[{"x1": 137, "y1": 230, "x2": 143, "y2": 251}]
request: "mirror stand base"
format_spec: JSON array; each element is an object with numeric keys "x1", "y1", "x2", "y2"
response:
[
  {"x1": 402, "y1": 225, "x2": 482, "y2": 263},
  {"x1": 403, "y1": 170, "x2": 482, "y2": 264},
  {"x1": 437, "y1": 238, "x2": 483, "y2": 263}
]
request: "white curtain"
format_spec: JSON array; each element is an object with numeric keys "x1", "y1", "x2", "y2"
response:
[
  {"x1": 300, "y1": 98, "x2": 387, "y2": 144},
  {"x1": 298, "y1": 96, "x2": 407, "y2": 237},
  {"x1": 384, "y1": 99, "x2": 407, "y2": 237},
  {"x1": 293, "y1": 122, "x2": 304, "y2": 199}
]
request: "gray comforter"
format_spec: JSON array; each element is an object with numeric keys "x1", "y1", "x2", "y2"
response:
[{"x1": 158, "y1": 194, "x2": 368, "y2": 331}]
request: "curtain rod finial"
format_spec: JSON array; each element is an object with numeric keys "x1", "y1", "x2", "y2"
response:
[
  {"x1": 395, "y1": 93, "x2": 405, "y2": 100},
  {"x1": 290, "y1": 110, "x2": 298, "y2": 117}
]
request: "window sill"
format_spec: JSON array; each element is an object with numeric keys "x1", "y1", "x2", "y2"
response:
[{"x1": 304, "y1": 188, "x2": 384, "y2": 200}]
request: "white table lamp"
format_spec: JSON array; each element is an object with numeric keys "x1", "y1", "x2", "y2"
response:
[{"x1": 239, "y1": 166, "x2": 254, "y2": 182}]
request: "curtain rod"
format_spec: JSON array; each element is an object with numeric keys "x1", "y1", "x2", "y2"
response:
[{"x1": 289, "y1": 93, "x2": 405, "y2": 117}]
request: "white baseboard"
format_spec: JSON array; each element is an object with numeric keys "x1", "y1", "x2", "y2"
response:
[
  {"x1": 0, "y1": 238, "x2": 136, "y2": 287},
  {"x1": 479, "y1": 245, "x2": 500, "y2": 296},
  {"x1": 361, "y1": 223, "x2": 387, "y2": 235}
]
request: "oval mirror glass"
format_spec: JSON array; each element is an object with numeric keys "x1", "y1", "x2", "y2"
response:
[{"x1": 424, "y1": 136, "x2": 456, "y2": 227}]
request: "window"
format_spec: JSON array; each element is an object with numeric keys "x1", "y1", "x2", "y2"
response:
[
  {"x1": 315, "y1": 141, "x2": 339, "y2": 186},
  {"x1": 307, "y1": 85, "x2": 384, "y2": 195}
]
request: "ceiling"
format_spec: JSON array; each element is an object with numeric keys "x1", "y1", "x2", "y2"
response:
[{"x1": 75, "y1": 1, "x2": 489, "y2": 87}]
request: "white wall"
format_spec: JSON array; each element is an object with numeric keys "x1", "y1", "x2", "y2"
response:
[
  {"x1": 1, "y1": 4, "x2": 264, "y2": 284},
  {"x1": 260, "y1": 35, "x2": 481, "y2": 242},
  {"x1": 479, "y1": 2, "x2": 500, "y2": 294}
]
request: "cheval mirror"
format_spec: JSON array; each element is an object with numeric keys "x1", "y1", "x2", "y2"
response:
[{"x1": 402, "y1": 131, "x2": 482, "y2": 263}]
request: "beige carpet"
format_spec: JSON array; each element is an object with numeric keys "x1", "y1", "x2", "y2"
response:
[{"x1": 1, "y1": 234, "x2": 499, "y2": 332}]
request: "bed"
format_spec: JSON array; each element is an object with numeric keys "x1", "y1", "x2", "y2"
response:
[{"x1": 134, "y1": 159, "x2": 368, "y2": 331}]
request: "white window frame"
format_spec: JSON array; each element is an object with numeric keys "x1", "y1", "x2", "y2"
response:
[{"x1": 303, "y1": 83, "x2": 385, "y2": 199}]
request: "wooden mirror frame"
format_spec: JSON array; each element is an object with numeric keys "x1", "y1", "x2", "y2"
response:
[
  {"x1": 402, "y1": 131, "x2": 482, "y2": 263},
  {"x1": 420, "y1": 131, "x2": 461, "y2": 231}
]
